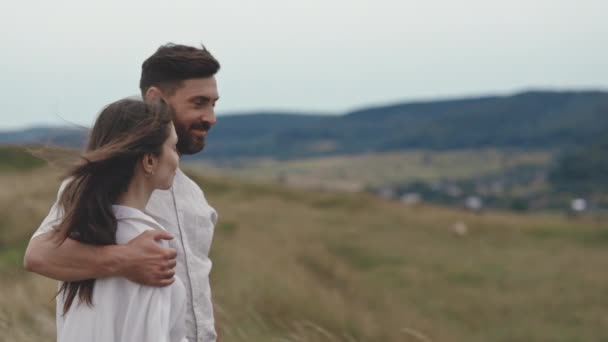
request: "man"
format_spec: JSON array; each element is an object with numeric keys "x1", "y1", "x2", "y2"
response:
[{"x1": 24, "y1": 43, "x2": 221, "y2": 342}]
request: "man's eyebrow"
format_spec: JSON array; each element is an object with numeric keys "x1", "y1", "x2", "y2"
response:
[{"x1": 189, "y1": 95, "x2": 220, "y2": 102}]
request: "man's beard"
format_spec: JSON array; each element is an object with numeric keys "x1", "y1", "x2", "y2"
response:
[{"x1": 175, "y1": 121, "x2": 211, "y2": 155}]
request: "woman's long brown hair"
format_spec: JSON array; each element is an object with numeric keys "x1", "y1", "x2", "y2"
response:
[{"x1": 55, "y1": 98, "x2": 172, "y2": 315}]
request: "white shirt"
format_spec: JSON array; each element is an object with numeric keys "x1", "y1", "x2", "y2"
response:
[
  {"x1": 33, "y1": 169, "x2": 218, "y2": 342},
  {"x1": 57, "y1": 205, "x2": 187, "y2": 342}
]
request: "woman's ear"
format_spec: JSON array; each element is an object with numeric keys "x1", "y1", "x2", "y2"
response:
[{"x1": 141, "y1": 153, "x2": 158, "y2": 176}]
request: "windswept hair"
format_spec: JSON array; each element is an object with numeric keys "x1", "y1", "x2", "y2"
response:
[
  {"x1": 139, "y1": 43, "x2": 220, "y2": 96},
  {"x1": 56, "y1": 98, "x2": 172, "y2": 314}
]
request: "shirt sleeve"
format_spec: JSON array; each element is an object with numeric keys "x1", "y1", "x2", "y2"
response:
[
  {"x1": 31, "y1": 179, "x2": 71, "y2": 240},
  {"x1": 118, "y1": 285, "x2": 174, "y2": 342},
  {"x1": 114, "y1": 220, "x2": 185, "y2": 341}
]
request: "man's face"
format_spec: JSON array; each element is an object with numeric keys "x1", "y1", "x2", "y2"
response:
[{"x1": 164, "y1": 77, "x2": 219, "y2": 155}]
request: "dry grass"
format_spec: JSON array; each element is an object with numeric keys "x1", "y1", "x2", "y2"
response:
[
  {"x1": 0, "y1": 163, "x2": 64, "y2": 342},
  {"x1": 193, "y1": 172, "x2": 608, "y2": 341},
  {"x1": 1, "y1": 147, "x2": 607, "y2": 341}
]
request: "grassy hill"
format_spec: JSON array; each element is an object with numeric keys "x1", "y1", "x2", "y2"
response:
[
  {"x1": 201, "y1": 90, "x2": 608, "y2": 159},
  {"x1": 0, "y1": 146, "x2": 47, "y2": 172},
  {"x1": 2, "y1": 147, "x2": 608, "y2": 341}
]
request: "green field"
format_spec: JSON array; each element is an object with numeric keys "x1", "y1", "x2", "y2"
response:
[
  {"x1": 187, "y1": 149, "x2": 552, "y2": 191},
  {"x1": 2, "y1": 148, "x2": 608, "y2": 341},
  {"x1": 0, "y1": 146, "x2": 47, "y2": 172}
]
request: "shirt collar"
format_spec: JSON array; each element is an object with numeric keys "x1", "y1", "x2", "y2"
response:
[{"x1": 112, "y1": 205, "x2": 167, "y2": 231}]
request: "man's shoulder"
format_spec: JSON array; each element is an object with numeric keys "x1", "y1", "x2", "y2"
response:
[
  {"x1": 146, "y1": 168, "x2": 212, "y2": 219},
  {"x1": 146, "y1": 188, "x2": 175, "y2": 220},
  {"x1": 174, "y1": 169, "x2": 205, "y2": 197}
]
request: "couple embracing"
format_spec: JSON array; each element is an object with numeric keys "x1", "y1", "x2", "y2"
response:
[{"x1": 24, "y1": 43, "x2": 221, "y2": 342}]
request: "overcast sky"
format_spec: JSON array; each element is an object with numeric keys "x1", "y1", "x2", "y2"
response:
[{"x1": 0, "y1": 0, "x2": 606, "y2": 129}]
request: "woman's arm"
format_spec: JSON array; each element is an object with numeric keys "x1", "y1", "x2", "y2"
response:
[{"x1": 119, "y1": 281, "x2": 180, "y2": 342}]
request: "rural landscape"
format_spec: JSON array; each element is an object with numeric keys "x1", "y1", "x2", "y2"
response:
[{"x1": 1, "y1": 90, "x2": 608, "y2": 341}]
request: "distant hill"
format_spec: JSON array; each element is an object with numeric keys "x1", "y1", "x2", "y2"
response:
[
  {"x1": 1, "y1": 90, "x2": 607, "y2": 159},
  {"x1": 549, "y1": 133, "x2": 608, "y2": 195},
  {"x1": 210, "y1": 90, "x2": 607, "y2": 159},
  {"x1": 0, "y1": 126, "x2": 88, "y2": 148}
]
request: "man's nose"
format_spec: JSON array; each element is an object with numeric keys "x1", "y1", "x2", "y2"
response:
[{"x1": 203, "y1": 109, "x2": 217, "y2": 127}]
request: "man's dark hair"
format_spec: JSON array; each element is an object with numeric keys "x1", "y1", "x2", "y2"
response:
[{"x1": 139, "y1": 43, "x2": 220, "y2": 96}]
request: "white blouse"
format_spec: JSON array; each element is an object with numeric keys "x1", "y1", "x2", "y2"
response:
[
  {"x1": 36, "y1": 169, "x2": 218, "y2": 341},
  {"x1": 56, "y1": 205, "x2": 187, "y2": 342}
]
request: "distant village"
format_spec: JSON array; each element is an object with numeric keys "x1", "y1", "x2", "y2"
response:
[{"x1": 372, "y1": 180, "x2": 594, "y2": 217}]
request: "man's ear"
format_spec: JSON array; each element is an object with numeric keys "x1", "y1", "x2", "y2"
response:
[
  {"x1": 142, "y1": 153, "x2": 158, "y2": 175},
  {"x1": 144, "y1": 86, "x2": 164, "y2": 103}
]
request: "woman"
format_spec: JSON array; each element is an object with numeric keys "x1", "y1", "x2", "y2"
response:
[{"x1": 52, "y1": 98, "x2": 186, "y2": 342}]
